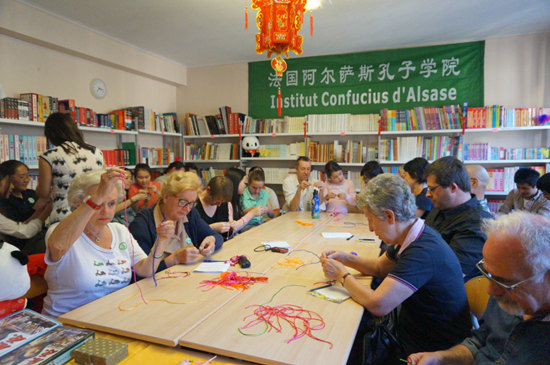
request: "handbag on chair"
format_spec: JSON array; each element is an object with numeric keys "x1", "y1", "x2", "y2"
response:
[{"x1": 362, "y1": 310, "x2": 403, "y2": 365}]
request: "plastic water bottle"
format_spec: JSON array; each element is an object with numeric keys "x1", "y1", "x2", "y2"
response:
[{"x1": 311, "y1": 189, "x2": 320, "y2": 219}]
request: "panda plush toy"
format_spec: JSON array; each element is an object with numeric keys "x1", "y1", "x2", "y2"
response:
[
  {"x1": 242, "y1": 136, "x2": 260, "y2": 157},
  {"x1": 0, "y1": 241, "x2": 30, "y2": 318}
]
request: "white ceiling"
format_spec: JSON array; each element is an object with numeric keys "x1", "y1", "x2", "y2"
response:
[{"x1": 19, "y1": 0, "x2": 550, "y2": 68}]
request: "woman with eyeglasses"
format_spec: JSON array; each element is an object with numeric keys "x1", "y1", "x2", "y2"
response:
[
  {"x1": 129, "y1": 171, "x2": 223, "y2": 272},
  {"x1": 321, "y1": 173, "x2": 471, "y2": 363}
]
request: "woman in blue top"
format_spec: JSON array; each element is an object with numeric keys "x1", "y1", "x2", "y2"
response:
[
  {"x1": 129, "y1": 171, "x2": 223, "y2": 272},
  {"x1": 321, "y1": 173, "x2": 470, "y2": 363}
]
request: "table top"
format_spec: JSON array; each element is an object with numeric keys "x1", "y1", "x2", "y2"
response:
[{"x1": 59, "y1": 212, "x2": 379, "y2": 364}]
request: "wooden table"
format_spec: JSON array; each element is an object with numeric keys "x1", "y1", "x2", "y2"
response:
[{"x1": 60, "y1": 212, "x2": 379, "y2": 365}]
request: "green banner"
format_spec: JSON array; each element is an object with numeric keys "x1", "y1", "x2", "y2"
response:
[{"x1": 249, "y1": 41, "x2": 484, "y2": 118}]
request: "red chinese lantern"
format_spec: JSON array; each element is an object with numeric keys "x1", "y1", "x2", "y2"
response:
[{"x1": 251, "y1": 0, "x2": 307, "y2": 116}]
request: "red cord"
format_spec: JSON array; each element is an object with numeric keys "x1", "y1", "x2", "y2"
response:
[{"x1": 199, "y1": 271, "x2": 268, "y2": 291}]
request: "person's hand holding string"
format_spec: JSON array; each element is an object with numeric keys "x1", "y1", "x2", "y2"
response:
[{"x1": 198, "y1": 236, "x2": 216, "y2": 257}]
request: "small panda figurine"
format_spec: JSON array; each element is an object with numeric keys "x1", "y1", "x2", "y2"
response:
[
  {"x1": 0, "y1": 241, "x2": 30, "y2": 318},
  {"x1": 242, "y1": 136, "x2": 260, "y2": 157}
]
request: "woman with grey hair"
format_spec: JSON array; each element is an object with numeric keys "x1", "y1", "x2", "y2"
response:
[
  {"x1": 43, "y1": 168, "x2": 175, "y2": 317},
  {"x1": 321, "y1": 173, "x2": 471, "y2": 363}
]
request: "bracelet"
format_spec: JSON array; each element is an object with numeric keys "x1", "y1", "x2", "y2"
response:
[
  {"x1": 153, "y1": 252, "x2": 165, "y2": 260},
  {"x1": 341, "y1": 272, "x2": 351, "y2": 286}
]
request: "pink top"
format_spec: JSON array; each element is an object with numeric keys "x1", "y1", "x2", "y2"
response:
[{"x1": 322, "y1": 179, "x2": 356, "y2": 214}]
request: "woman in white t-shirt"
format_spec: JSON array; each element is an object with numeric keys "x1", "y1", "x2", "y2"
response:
[{"x1": 43, "y1": 168, "x2": 174, "y2": 318}]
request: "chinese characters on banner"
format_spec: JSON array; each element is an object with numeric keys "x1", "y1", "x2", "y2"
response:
[{"x1": 248, "y1": 41, "x2": 484, "y2": 118}]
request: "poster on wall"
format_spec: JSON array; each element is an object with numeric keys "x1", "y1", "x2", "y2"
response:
[{"x1": 248, "y1": 41, "x2": 484, "y2": 118}]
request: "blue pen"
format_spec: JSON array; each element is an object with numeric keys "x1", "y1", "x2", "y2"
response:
[{"x1": 203, "y1": 259, "x2": 225, "y2": 263}]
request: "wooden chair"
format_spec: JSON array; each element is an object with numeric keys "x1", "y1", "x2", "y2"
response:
[{"x1": 464, "y1": 276, "x2": 490, "y2": 325}]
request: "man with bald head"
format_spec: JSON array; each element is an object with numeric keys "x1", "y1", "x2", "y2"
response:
[
  {"x1": 465, "y1": 164, "x2": 491, "y2": 215},
  {"x1": 408, "y1": 211, "x2": 550, "y2": 365}
]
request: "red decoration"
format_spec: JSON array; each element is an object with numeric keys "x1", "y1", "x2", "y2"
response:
[{"x1": 252, "y1": 0, "x2": 307, "y2": 116}]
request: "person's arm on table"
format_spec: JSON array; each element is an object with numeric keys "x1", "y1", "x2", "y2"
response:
[
  {"x1": 229, "y1": 203, "x2": 261, "y2": 233},
  {"x1": 407, "y1": 345, "x2": 474, "y2": 365},
  {"x1": 321, "y1": 253, "x2": 413, "y2": 316}
]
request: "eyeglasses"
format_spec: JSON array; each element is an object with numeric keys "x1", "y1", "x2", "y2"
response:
[
  {"x1": 177, "y1": 199, "x2": 197, "y2": 209},
  {"x1": 476, "y1": 259, "x2": 541, "y2": 290},
  {"x1": 426, "y1": 184, "x2": 442, "y2": 193}
]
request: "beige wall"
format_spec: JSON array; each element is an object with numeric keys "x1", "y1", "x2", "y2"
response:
[
  {"x1": 0, "y1": 34, "x2": 177, "y2": 113},
  {"x1": 485, "y1": 32, "x2": 550, "y2": 107},
  {"x1": 177, "y1": 63, "x2": 249, "y2": 117}
]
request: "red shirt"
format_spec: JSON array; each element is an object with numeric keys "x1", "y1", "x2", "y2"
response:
[{"x1": 128, "y1": 181, "x2": 162, "y2": 210}]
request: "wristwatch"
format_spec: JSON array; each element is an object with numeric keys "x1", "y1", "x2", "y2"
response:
[{"x1": 84, "y1": 195, "x2": 101, "y2": 210}]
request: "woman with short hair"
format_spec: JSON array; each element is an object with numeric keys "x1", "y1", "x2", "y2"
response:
[
  {"x1": 43, "y1": 168, "x2": 172, "y2": 317},
  {"x1": 321, "y1": 173, "x2": 471, "y2": 363},
  {"x1": 130, "y1": 171, "x2": 223, "y2": 271}
]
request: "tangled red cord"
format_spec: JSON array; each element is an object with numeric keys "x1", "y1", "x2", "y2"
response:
[
  {"x1": 199, "y1": 271, "x2": 268, "y2": 291},
  {"x1": 240, "y1": 303, "x2": 333, "y2": 348}
]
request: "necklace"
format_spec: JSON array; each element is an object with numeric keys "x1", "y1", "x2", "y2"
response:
[{"x1": 84, "y1": 229, "x2": 102, "y2": 243}]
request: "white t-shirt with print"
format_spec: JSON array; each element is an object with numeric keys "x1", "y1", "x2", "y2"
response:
[{"x1": 43, "y1": 222, "x2": 147, "y2": 317}]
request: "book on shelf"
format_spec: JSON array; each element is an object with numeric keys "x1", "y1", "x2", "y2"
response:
[
  {"x1": 0, "y1": 326, "x2": 94, "y2": 365},
  {"x1": 19, "y1": 93, "x2": 39, "y2": 122},
  {"x1": 219, "y1": 106, "x2": 231, "y2": 134},
  {"x1": 464, "y1": 143, "x2": 550, "y2": 161},
  {"x1": 0, "y1": 309, "x2": 60, "y2": 358},
  {"x1": 306, "y1": 113, "x2": 379, "y2": 133},
  {"x1": 184, "y1": 142, "x2": 238, "y2": 161},
  {"x1": 380, "y1": 105, "x2": 463, "y2": 131},
  {"x1": 466, "y1": 106, "x2": 550, "y2": 129},
  {"x1": 138, "y1": 147, "x2": 173, "y2": 166},
  {"x1": 379, "y1": 135, "x2": 462, "y2": 161},
  {"x1": 0, "y1": 134, "x2": 47, "y2": 167}
]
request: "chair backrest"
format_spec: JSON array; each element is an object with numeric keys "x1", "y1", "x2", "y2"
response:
[{"x1": 464, "y1": 276, "x2": 490, "y2": 320}]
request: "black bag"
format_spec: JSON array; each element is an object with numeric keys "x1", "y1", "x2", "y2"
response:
[{"x1": 362, "y1": 311, "x2": 402, "y2": 365}]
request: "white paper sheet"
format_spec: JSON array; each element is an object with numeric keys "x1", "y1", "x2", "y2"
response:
[
  {"x1": 260, "y1": 241, "x2": 291, "y2": 249},
  {"x1": 193, "y1": 261, "x2": 230, "y2": 273},
  {"x1": 321, "y1": 232, "x2": 353, "y2": 239}
]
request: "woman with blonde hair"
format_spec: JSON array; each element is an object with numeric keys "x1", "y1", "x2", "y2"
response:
[{"x1": 130, "y1": 171, "x2": 223, "y2": 272}]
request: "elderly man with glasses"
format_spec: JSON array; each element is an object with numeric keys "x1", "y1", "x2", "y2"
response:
[
  {"x1": 408, "y1": 211, "x2": 550, "y2": 365},
  {"x1": 424, "y1": 157, "x2": 493, "y2": 281}
]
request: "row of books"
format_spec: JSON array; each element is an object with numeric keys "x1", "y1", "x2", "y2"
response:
[
  {"x1": 185, "y1": 114, "x2": 235, "y2": 136},
  {"x1": 379, "y1": 135, "x2": 463, "y2": 161},
  {"x1": 138, "y1": 147, "x2": 174, "y2": 166},
  {"x1": 102, "y1": 148, "x2": 133, "y2": 167},
  {"x1": 464, "y1": 144, "x2": 550, "y2": 161},
  {"x1": 183, "y1": 142, "x2": 239, "y2": 161},
  {"x1": 0, "y1": 134, "x2": 49, "y2": 168},
  {"x1": 1, "y1": 94, "x2": 59, "y2": 122},
  {"x1": 239, "y1": 116, "x2": 306, "y2": 135},
  {"x1": 0, "y1": 309, "x2": 94, "y2": 365},
  {"x1": 305, "y1": 139, "x2": 378, "y2": 164},
  {"x1": 306, "y1": 113, "x2": 380, "y2": 133},
  {"x1": 380, "y1": 105, "x2": 464, "y2": 131},
  {"x1": 486, "y1": 166, "x2": 547, "y2": 192},
  {"x1": 256, "y1": 142, "x2": 307, "y2": 159},
  {"x1": 466, "y1": 106, "x2": 550, "y2": 129},
  {"x1": 1, "y1": 94, "x2": 179, "y2": 133}
]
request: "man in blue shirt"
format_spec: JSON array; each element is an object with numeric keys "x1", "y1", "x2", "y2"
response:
[{"x1": 408, "y1": 211, "x2": 550, "y2": 365}]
